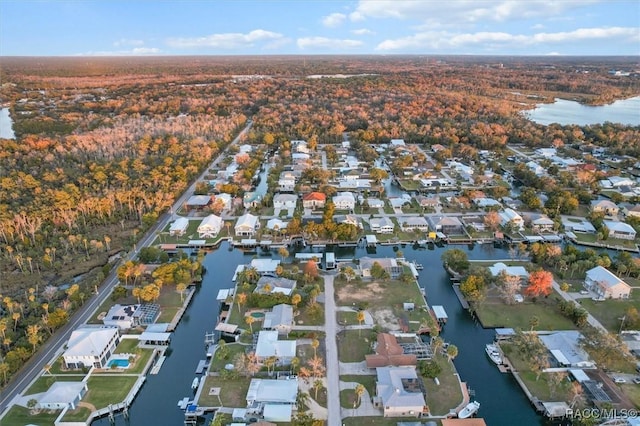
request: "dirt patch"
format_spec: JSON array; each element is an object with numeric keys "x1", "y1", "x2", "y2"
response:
[
  {"x1": 336, "y1": 281, "x2": 386, "y2": 304},
  {"x1": 371, "y1": 308, "x2": 400, "y2": 331}
]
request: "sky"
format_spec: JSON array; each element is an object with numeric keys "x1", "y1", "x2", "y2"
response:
[{"x1": 0, "y1": 0, "x2": 639, "y2": 56}]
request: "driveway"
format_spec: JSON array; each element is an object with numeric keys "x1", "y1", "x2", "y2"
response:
[{"x1": 322, "y1": 274, "x2": 342, "y2": 426}]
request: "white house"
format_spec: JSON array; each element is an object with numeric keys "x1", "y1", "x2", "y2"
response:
[
  {"x1": 263, "y1": 304, "x2": 294, "y2": 335},
  {"x1": 488, "y1": 262, "x2": 529, "y2": 280},
  {"x1": 333, "y1": 192, "x2": 356, "y2": 210},
  {"x1": 214, "y1": 193, "x2": 232, "y2": 211},
  {"x1": 63, "y1": 327, "x2": 120, "y2": 370},
  {"x1": 255, "y1": 276, "x2": 296, "y2": 296},
  {"x1": 390, "y1": 139, "x2": 406, "y2": 147},
  {"x1": 273, "y1": 193, "x2": 297, "y2": 210},
  {"x1": 235, "y1": 213, "x2": 259, "y2": 237},
  {"x1": 246, "y1": 378, "x2": 298, "y2": 407},
  {"x1": 254, "y1": 330, "x2": 296, "y2": 364},
  {"x1": 535, "y1": 148, "x2": 557, "y2": 158},
  {"x1": 500, "y1": 208, "x2": 524, "y2": 230},
  {"x1": 526, "y1": 161, "x2": 546, "y2": 176},
  {"x1": 197, "y1": 214, "x2": 223, "y2": 238},
  {"x1": 370, "y1": 217, "x2": 395, "y2": 234},
  {"x1": 400, "y1": 217, "x2": 429, "y2": 232},
  {"x1": 250, "y1": 259, "x2": 281, "y2": 276},
  {"x1": 37, "y1": 381, "x2": 87, "y2": 410},
  {"x1": 374, "y1": 366, "x2": 427, "y2": 418},
  {"x1": 539, "y1": 331, "x2": 595, "y2": 369},
  {"x1": 591, "y1": 199, "x2": 619, "y2": 216},
  {"x1": 604, "y1": 220, "x2": 636, "y2": 240},
  {"x1": 361, "y1": 197, "x2": 385, "y2": 209},
  {"x1": 169, "y1": 217, "x2": 189, "y2": 236},
  {"x1": 585, "y1": 266, "x2": 631, "y2": 299},
  {"x1": 102, "y1": 304, "x2": 141, "y2": 329},
  {"x1": 278, "y1": 174, "x2": 297, "y2": 192},
  {"x1": 266, "y1": 218, "x2": 288, "y2": 231}
]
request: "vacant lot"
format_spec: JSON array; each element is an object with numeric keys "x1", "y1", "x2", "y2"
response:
[
  {"x1": 198, "y1": 376, "x2": 251, "y2": 407},
  {"x1": 337, "y1": 330, "x2": 375, "y2": 363},
  {"x1": 580, "y1": 291, "x2": 640, "y2": 333}
]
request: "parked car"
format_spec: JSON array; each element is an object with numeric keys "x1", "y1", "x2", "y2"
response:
[
  {"x1": 579, "y1": 290, "x2": 589, "y2": 295},
  {"x1": 592, "y1": 296, "x2": 605, "y2": 302},
  {"x1": 632, "y1": 377, "x2": 640, "y2": 385},
  {"x1": 614, "y1": 377, "x2": 627, "y2": 384}
]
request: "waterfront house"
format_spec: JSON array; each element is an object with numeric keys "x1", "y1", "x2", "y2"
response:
[
  {"x1": 263, "y1": 304, "x2": 294, "y2": 335},
  {"x1": 561, "y1": 218, "x2": 596, "y2": 234},
  {"x1": 37, "y1": 381, "x2": 87, "y2": 410},
  {"x1": 254, "y1": 330, "x2": 296, "y2": 364},
  {"x1": 250, "y1": 259, "x2": 281, "y2": 276},
  {"x1": 374, "y1": 366, "x2": 427, "y2": 418},
  {"x1": 414, "y1": 195, "x2": 439, "y2": 209},
  {"x1": 539, "y1": 331, "x2": 595, "y2": 368},
  {"x1": 333, "y1": 192, "x2": 356, "y2": 210},
  {"x1": 169, "y1": 217, "x2": 189, "y2": 236},
  {"x1": 370, "y1": 217, "x2": 395, "y2": 234},
  {"x1": 246, "y1": 378, "x2": 298, "y2": 421},
  {"x1": 365, "y1": 333, "x2": 417, "y2": 368},
  {"x1": 266, "y1": 218, "x2": 288, "y2": 232},
  {"x1": 255, "y1": 276, "x2": 296, "y2": 296},
  {"x1": 243, "y1": 192, "x2": 262, "y2": 209},
  {"x1": 63, "y1": 326, "x2": 120, "y2": 370},
  {"x1": 603, "y1": 220, "x2": 636, "y2": 240},
  {"x1": 235, "y1": 213, "x2": 259, "y2": 237},
  {"x1": 102, "y1": 304, "x2": 141, "y2": 329},
  {"x1": 185, "y1": 195, "x2": 212, "y2": 211},
  {"x1": 302, "y1": 192, "x2": 326, "y2": 209},
  {"x1": 362, "y1": 197, "x2": 385, "y2": 209},
  {"x1": 197, "y1": 214, "x2": 223, "y2": 238},
  {"x1": 400, "y1": 217, "x2": 429, "y2": 232},
  {"x1": 427, "y1": 216, "x2": 464, "y2": 235},
  {"x1": 273, "y1": 193, "x2": 297, "y2": 210},
  {"x1": 584, "y1": 266, "x2": 631, "y2": 299},
  {"x1": 521, "y1": 213, "x2": 554, "y2": 232},
  {"x1": 499, "y1": 208, "x2": 524, "y2": 230},
  {"x1": 338, "y1": 214, "x2": 362, "y2": 228},
  {"x1": 359, "y1": 257, "x2": 403, "y2": 279},
  {"x1": 622, "y1": 204, "x2": 640, "y2": 218},
  {"x1": 488, "y1": 262, "x2": 529, "y2": 280},
  {"x1": 278, "y1": 172, "x2": 298, "y2": 192},
  {"x1": 590, "y1": 199, "x2": 619, "y2": 216}
]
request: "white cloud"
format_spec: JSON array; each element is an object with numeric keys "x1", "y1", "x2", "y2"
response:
[
  {"x1": 297, "y1": 37, "x2": 363, "y2": 50},
  {"x1": 322, "y1": 12, "x2": 346, "y2": 27},
  {"x1": 113, "y1": 38, "x2": 144, "y2": 47},
  {"x1": 531, "y1": 23, "x2": 545, "y2": 30},
  {"x1": 77, "y1": 47, "x2": 161, "y2": 56},
  {"x1": 353, "y1": 0, "x2": 600, "y2": 23},
  {"x1": 349, "y1": 11, "x2": 365, "y2": 22},
  {"x1": 351, "y1": 28, "x2": 375, "y2": 35},
  {"x1": 167, "y1": 29, "x2": 284, "y2": 49},
  {"x1": 376, "y1": 26, "x2": 640, "y2": 51}
]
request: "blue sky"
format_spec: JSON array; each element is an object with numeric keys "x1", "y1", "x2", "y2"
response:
[{"x1": 1, "y1": 1, "x2": 638, "y2": 56}]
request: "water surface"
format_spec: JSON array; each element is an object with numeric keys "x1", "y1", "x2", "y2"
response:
[{"x1": 524, "y1": 96, "x2": 640, "y2": 126}]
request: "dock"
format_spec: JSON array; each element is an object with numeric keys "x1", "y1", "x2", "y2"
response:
[
  {"x1": 195, "y1": 359, "x2": 208, "y2": 374},
  {"x1": 452, "y1": 284, "x2": 470, "y2": 309},
  {"x1": 167, "y1": 287, "x2": 196, "y2": 331},
  {"x1": 231, "y1": 264, "x2": 245, "y2": 281},
  {"x1": 149, "y1": 355, "x2": 166, "y2": 375}
]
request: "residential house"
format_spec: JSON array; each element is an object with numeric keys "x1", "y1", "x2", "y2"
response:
[
  {"x1": 374, "y1": 366, "x2": 427, "y2": 418},
  {"x1": 622, "y1": 204, "x2": 640, "y2": 218},
  {"x1": 359, "y1": 257, "x2": 403, "y2": 279},
  {"x1": 539, "y1": 331, "x2": 595, "y2": 368},
  {"x1": 238, "y1": 144, "x2": 253, "y2": 154},
  {"x1": 243, "y1": 192, "x2": 262, "y2": 209},
  {"x1": 414, "y1": 195, "x2": 439, "y2": 209},
  {"x1": 169, "y1": 217, "x2": 189, "y2": 236},
  {"x1": 427, "y1": 216, "x2": 464, "y2": 235},
  {"x1": 585, "y1": 266, "x2": 631, "y2": 299},
  {"x1": 263, "y1": 304, "x2": 294, "y2": 335},
  {"x1": 535, "y1": 148, "x2": 557, "y2": 158},
  {"x1": 561, "y1": 217, "x2": 596, "y2": 234},
  {"x1": 604, "y1": 220, "x2": 636, "y2": 240},
  {"x1": 278, "y1": 171, "x2": 298, "y2": 192},
  {"x1": 590, "y1": 199, "x2": 619, "y2": 216},
  {"x1": 390, "y1": 139, "x2": 406, "y2": 147},
  {"x1": 235, "y1": 213, "x2": 259, "y2": 237},
  {"x1": 292, "y1": 140, "x2": 309, "y2": 153},
  {"x1": 361, "y1": 197, "x2": 385, "y2": 209},
  {"x1": 333, "y1": 192, "x2": 356, "y2": 210},
  {"x1": 474, "y1": 198, "x2": 502, "y2": 209},
  {"x1": 102, "y1": 304, "x2": 141, "y2": 329},
  {"x1": 185, "y1": 195, "x2": 212, "y2": 211},
  {"x1": 389, "y1": 194, "x2": 412, "y2": 208},
  {"x1": 522, "y1": 213, "x2": 555, "y2": 232},
  {"x1": 302, "y1": 192, "x2": 326, "y2": 209},
  {"x1": 500, "y1": 208, "x2": 524, "y2": 230},
  {"x1": 250, "y1": 259, "x2": 281, "y2": 276},
  {"x1": 339, "y1": 214, "x2": 362, "y2": 229},
  {"x1": 37, "y1": 382, "x2": 87, "y2": 411},
  {"x1": 63, "y1": 326, "x2": 120, "y2": 369},
  {"x1": 266, "y1": 218, "x2": 288, "y2": 232},
  {"x1": 365, "y1": 333, "x2": 417, "y2": 368},
  {"x1": 370, "y1": 217, "x2": 395, "y2": 234},
  {"x1": 197, "y1": 214, "x2": 223, "y2": 238},
  {"x1": 255, "y1": 276, "x2": 296, "y2": 296},
  {"x1": 254, "y1": 330, "x2": 296, "y2": 364},
  {"x1": 246, "y1": 379, "x2": 298, "y2": 422},
  {"x1": 488, "y1": 262, "x2": 529, "y2": 281},
  {"x1": 526, "y1": 161, "x2": 545, "y2": 176},
  {"x1": 400, "y1": 217, "x2": 429, "y2": 232},
  {"x1": 213, "y1": 193, "x2": 232, "y2": 211},
  {"x1": 273, "y1": 193, "x2": 297, "y2": 210}
]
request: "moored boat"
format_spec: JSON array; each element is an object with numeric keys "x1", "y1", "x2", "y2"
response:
[
  {"x1": 458, "y1": 400, "x2": 480, "y2": 418},
  {"x1": 485, "y1": 343, "x2": 503, "y2": 365},
  {"x1": 191, "y1": 377, "x2": 199, "y2": 390}
]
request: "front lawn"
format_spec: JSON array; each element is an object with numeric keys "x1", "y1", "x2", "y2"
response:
[
  {"x1": 340, "y1": 388, "x2": 361, "y2": 409},
  {"x1": 340, "y1": 375, "x2": 377, "y2": 397},
  {"x1": 1, "y1": 405, "x2": 62, "y2": 426},
  {"x1": 25, "y1": 375, "x2": 86, "y2": 395},
  {"x1": 198, "y1": 376, "x2": 251, "y2": 407},
  {"x1": 422, "y1": 354, "x2": 464, "y2": 416},
  {"x1": 114, "y1": 338, "x2": 139, "y2": 354},
  {"x1": 60, "y1": 406, "x2": 92, "y2": 422},
  {"x1": 476, "y1": 293, "x2": 576, "y2": 330},
  {"x1": 337, "y1": 330, "x2": 374, "y2": 363},
  {"x1": 579, "y1": 291, "x2": 640, "y2": 333},
  {"x1": 337, "y1": 311, "x2": 358, "y2": 326},
  {"x1": 85, "y1": 375, "x2": 138, "y2": 409},
  {"x1": 210, "y1": 343, "x2": 245, "y2": 372}
]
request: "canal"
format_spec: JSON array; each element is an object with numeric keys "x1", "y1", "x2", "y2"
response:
[{"x1": 94, "y1": 242, "x2": 551, "y2": 425}]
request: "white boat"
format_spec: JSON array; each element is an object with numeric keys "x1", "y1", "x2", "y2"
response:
[
  {"x1": 458, "y1": 400, "x2": 480, "y2": 418},
  {"x1": 191, "y1": 377, "x2": 199, "y2": 390},
  {"x1": 177, "y1": 397, "x2": 193, "y2": 409},
  {"x1": 485, "y1": 343, "x2": 503, "y2": 365}
]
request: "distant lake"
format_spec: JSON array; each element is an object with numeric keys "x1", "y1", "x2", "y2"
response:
[
  {"x1": 0, "y1": 108, "x2": 16, "y2": 139},
  {"x1": 524, "y1": 96, "x2": 640, "y2": 126}
]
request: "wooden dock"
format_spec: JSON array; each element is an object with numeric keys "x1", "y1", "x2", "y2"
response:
[
  {"x1": 451, "y1": 284, "x2": 469, "y2": 309},
  {"x1": 167, "y1": 287, "x2": 196, "y2": 331}
]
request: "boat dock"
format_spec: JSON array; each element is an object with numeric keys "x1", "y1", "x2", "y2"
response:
[
  {"x1": 167, "y1": 287, "x2": 196, "y2": 332},
  {"x1": 195, "y1": 359, "x2": 208, "y2": 374},
  {"x1": 149, "y1": 355, "x2": 166, "y2": 375},
  {"x1": 452, "y1": 284, "x2": 470, "y2": 309}
]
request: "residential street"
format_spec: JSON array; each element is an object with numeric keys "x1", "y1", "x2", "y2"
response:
[
  {"x1": 0, "y1": 120, "x2": 253, "y2": 416},
  {"x1": 322, "y1": 273, "x2": 342, "y2": 426}
]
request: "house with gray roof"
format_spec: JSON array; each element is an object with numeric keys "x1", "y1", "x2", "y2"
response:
[
  {"x1": 604, "y1": 220, "x2": 636, "y2": 240},
  {"x1": 539, "y1": 331, "x2": 595, "y2": 369},
  {"x1": 374, "y1": 366, "x2": 427, "y2": 418},
  {"x1": 263, "y1": 304, "x2": 294, "y2": 335},
  {"x1": 255, "y1": 276, "x2": 296, "y2": 296},
  {"x1": 254, "y1": 330, "x2": 296, "y2": 364},
  {"x1": 427, "y1": 216, "x2": 464, "y2": 235},
  {"x1": 585, "y1": 266, "x2": 631, "y2": 299},
  {"x1": 36, "y1": 381, "x2": 87, "y2": 410},
  {"x1": 63, "y1": 326, "x2": 120, "y2": 369}
]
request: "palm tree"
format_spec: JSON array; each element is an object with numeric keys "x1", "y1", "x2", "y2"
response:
[
  {"x1": 446, "y1": 344, "x2": 458, "y2": 361},
  {"x1": 236, "y1": 292, "x2": 247, "y2": 314},
  {"x1": 264, "y1": 356, "x2": 277, "y2": 376},
  {"x1": 290, "y1": 356, "x2": 300, "y2": 374},
  {"x1": 354, "y1": 384, "x2": 366, "y2": 407},
  {"x1": 311, "y1": 338, "x2": 319, "y2": 357},
  {"x1": 245, "y1": 315, "x2": 255, "y2": 333},
  {"x1": 291, "y1": 293, "x2": 301, "y2": 309},
  {"x1": 313, "y1": 379, "x2": 324, "y2": 399}
]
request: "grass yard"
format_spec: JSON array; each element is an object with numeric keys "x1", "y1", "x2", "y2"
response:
[
  {"x1": 572, "y1": 232, "x2": 639, "y2": 250},
  {"x1": 25, "y1": 374, "x2": 87, "y2": 395},
  {"x1": 46, "y1": 356, "x2": 88, "y2": 376},
  {"x1": 340, "y1": 375, "x2": 377, "y2": 397},
  {"x1": 579, "y1": 291, "x2": 640, "y2": 333},
  {"x1": 198, "y1": 376, "x2": 251, "y2": 407},
  {"x1": 423, "y1": 354, "x2": 464, "y2": 416},
  {"x1": 619, "y1": 383, "x2": 640, "y2": 408},
  {"x1": 114, "y1": 338, "x2": 139, "y2": 354},
  {"x1": 337, "y1": 311, "x2": 359, "y2": 326},
  {"x1": 476, "y1": 292, "x2": 576, "y2": 330},
  {"x1": 340, "y1": 388, "x2": 361, "y2": 409},
  {"x1": 156, "y1": 288, "x2": 185, "y2": 323},
  {"x1": 309, "y1": 384, "x2": 328, "y2": 408},
  {"x1": 85, "y1": 375, "x2": 138, "y2": 409},
  {"x1": 210, "y1": 343, "x2": 245, "y2": 372},
  {"x1": 295, "y1": 303, "x2": 325, "y2": 326},
  {"x1": 337, "y1": 330, "x2": 375, "y2": 363},
  {"x1": 1, "y1": 406, "x2": 62, "y2": 426},
  {"x1": 60, "y1": 406, "x2": 92, "y2": 422},
  {"x1": 93, "y1": 348, "x2": 153, "y2": 375}
]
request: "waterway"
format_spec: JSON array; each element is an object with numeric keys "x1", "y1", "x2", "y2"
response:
[
  {"x1": 524, "y1": 96, "x2": 640, "y2": 127},
  {"x1": 0, "y1": 108, "x2": 16, "y2": 139},
  {"x1": 94, "y1": 242, "x2": 554, "y2": 426}
]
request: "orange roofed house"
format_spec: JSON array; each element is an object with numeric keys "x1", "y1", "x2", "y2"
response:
[
  {"x1": 302, "y1": 192, "x2": 326, "y2": 209},
  {"x1": 366, "y1": 333, "x2": 417, "y2": 368}
]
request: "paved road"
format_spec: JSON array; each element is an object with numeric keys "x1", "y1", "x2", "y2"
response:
[
  {"x1": 0, "y1": 120, "x2": 252, "y2": 416},
  {"x1": 322, "y1": 273, "x2": 342, "y2": 426},
  {"x1": 552, "y1": 279, "x2": 607, "y2": 332}
]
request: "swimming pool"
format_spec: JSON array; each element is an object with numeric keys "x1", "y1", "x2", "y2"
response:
[
  {"x1": 250, "y1": 312, "x2": 265, "y2": 319},
  {"x1": 107, "y1": 358, "x2": 130, "y2": 369}
]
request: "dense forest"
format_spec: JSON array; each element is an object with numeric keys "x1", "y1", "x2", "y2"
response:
[{"x1": 0, "y1": 55, "x2": 638, "y2": 385}]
